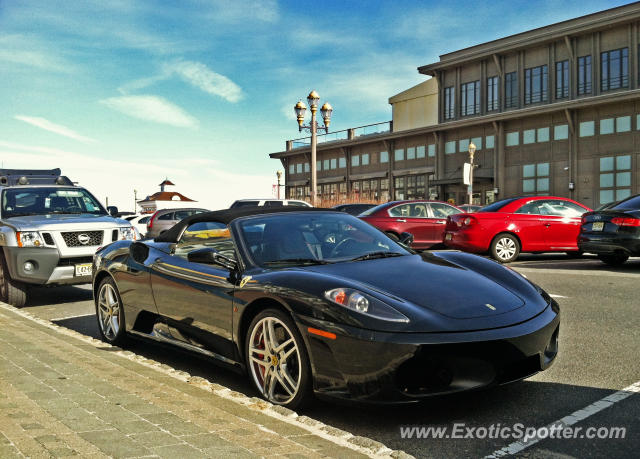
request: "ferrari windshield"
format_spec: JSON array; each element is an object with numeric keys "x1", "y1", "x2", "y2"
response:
[
  {"x1": 1, "y1": 187, "x2": 107, "y2": 218},
  {"x1": 237, "y1": 212, "x2": 411, "y2": 267}
]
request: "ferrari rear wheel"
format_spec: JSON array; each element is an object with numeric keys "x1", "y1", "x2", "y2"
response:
[
  {"x1": 246, "y1": 309, "x2": 311, "y2": 409},
  {"x1": 491, "y1": 233, "x2": 520, "y2": 263},
  {"x1": 598, "y1": 253, "x2": 628, "y2": 266},
  {"x1": 96, "y1": 277, "x2": 127, "y2": 346}
]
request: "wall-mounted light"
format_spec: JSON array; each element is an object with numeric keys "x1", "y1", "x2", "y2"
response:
[
  {"x1": 569, "y1": 182, "x2": 575, "y2": 190},
  {"x1": 493, "y1": 187, "x2": 499, "y2": 195}
]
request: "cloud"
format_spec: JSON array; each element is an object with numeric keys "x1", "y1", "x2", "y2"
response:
[
  {"x1": 0, "y1": 34, "x2": 75, "y2": 73},
  {"x1": 165, "y1": 60, "x2": 244, "y2": 103},
  {"x1": 204, "y1": 0, "x2": 279, "y2": 24},
  {"x1": 100, "y1": 95, "x2": 199, "y2": 128},
  {"x1": 14, "y1": 115, "x2": 96, "y2": 143}
]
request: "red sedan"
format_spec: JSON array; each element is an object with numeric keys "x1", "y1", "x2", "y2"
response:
[
  {"x1": 359, "y1": 200, "x2": 463, "y2": 249},
  {"x1": 444, "y1": 196, "x2": 591, "y2": 262}
]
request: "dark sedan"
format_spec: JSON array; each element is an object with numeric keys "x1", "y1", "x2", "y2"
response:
[
  {"x1": 578, "y1": 194, "x2": 640, "y2": 265},
  {"x1": 93, "y1": 207, "x2": 559, "y2": 408},
  {"x1": 331, "y1": 203, "x2": 377, "y2": 215}
]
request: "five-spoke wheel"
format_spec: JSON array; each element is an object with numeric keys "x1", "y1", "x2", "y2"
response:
[
  {"x1": 96, "y1": 277, "x2": 126, "y2": 345},
  {"x1": 490, "y1": 233, "x2": 520, "y2": 263},
  {"x1": 246, "y1": 309, "x2": 310, "y2": 409}
]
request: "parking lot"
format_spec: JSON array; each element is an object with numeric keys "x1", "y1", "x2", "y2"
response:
[{"x1": 18, "y1": 253, "x2": 640, "y2": 458}]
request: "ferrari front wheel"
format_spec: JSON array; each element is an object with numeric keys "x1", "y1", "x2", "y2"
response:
[
  {"x1": 246, "y1": 309, "x2": 311, "y2": 409},
  {"x1": 95, "y1": 277, "x2": 127, "y2": 346}
]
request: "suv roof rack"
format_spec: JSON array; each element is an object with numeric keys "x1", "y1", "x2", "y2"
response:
[{"x1": 0, "y1": 168, "x2": 74, "y2": 187}]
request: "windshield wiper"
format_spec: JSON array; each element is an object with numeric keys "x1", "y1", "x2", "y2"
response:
[
  {"x1": 263, "y1": 258, "x2": 331, "y2": 266},
  {"x1": 349, "y1": 251, "x2": 405, "y2": 262}
]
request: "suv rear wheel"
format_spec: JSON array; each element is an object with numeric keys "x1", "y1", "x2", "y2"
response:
[{"x1": 0, "y1": 253, "x2": 28, "y2": 307}]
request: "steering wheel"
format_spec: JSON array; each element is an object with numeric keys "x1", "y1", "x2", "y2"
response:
[{"x1": 329, "y1": 237, "x2": 358, "y2": 257}]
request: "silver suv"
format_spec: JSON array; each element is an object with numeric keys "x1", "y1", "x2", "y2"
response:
[
  {"x1": 146, "y1": 208, "x2": 208, "y2": 238},
  {"x1": 0, "y1": 169, "x2": 135, "y2": 307}
]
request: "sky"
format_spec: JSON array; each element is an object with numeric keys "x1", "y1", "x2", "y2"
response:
[{"x1": 0, "y1": 0, "x2": 633, "y2": 211}]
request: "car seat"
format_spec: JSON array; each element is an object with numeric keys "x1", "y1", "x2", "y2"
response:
[{"x1": 255, "y1": 222, "x2": 315, "y2": 263}]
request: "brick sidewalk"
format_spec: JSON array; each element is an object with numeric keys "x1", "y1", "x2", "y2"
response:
[{"x1": 0, "y1": 305, "x2": 406, "y2": 458}]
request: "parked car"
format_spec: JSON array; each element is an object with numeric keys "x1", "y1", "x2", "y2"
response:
[
  {"x1": 578, "y1": 194, "x2": 640, "y2": 266},
  {"x1": 331, "y1": 203, "x2": 377, "y2": 215},
  {"x1": 93, "y1": 207, "x2": 559, "y2": 408},
  {"x1": 444, "y1": 196, "x2": 591, "y2": 263},
  {"x1": 230, "y1": 199, "x2": 312, "y2": 208},
  {"x1": 458, "y1": 204, "x2": 482, "y2": 213},
  {"x1": 125, "y1": 214, "x2": 152, "y2": 238},
  {"x1": 0, "y1": 168, "x2": 135, "y2": 307},
  {"x1": 145, "y1": 208, "x2": 208, "y2": 238},
  {"x1": 359, "y1": 200, "x2": 463, "y2": 249}
]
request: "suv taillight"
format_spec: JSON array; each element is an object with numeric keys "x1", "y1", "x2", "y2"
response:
[{"x1": 611, "y1": 217, "x2": 640, "y2": 227}]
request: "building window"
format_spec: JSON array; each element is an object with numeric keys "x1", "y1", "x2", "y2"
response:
[
  {"x1": 471, "y1": 137, "x2": 482, "y2": 150},
  {"x1": 599, "y1": 155, "x2": 631, "y2": 204},
  {"x1": 316, "y1": 160, "x2": 321, "y2": 171},
  {"x1": 506, "y1": 131, "x2": 519, "y2": 146},
  {"x1": 323, "y1": 159, "x2": 330, "y2": 170},
  {"x1": 338, "y1": 157, "x2": 346, "y2": 168},
  {"x1": 417, "y1": 146, "x2": 425, "y2": 158},
  {"x1": 407, "y1": 147, "x2": 416, "y2": 160},
  {"x1": 380, "y1": 179, "x2": 389, "y2": 201},
  {"x1": 296, "y1": 163, "x2": 302, "y2": 173},
  {"x1": 579, "y1": 121, "x2": 594, "y2": 137},
  {"x1": 361, "y1": 153, "x2": 369, "y2": 166},
  {"x1": 556, "y1": 60, "x2": 569, "y2": 99},
  {"x1": 427, "y1": 144, "x2": 436, "y2": 157},
  {"x1": 600, "y1": 118, "x2": 614, "y2": 135},
  {"x1": 524, "y1": 64, "x2": 548, "y2": 104},
  {"x1": 601, "y1": 47, "x2": 628, "y2": 91},
  {"x1": 289, "y1": 164, "x2": 295, "y2": 174},
  {"x1": 486, "y1": 135, "x2": 495, "y2": 149},
  {"x1": 537, "y1": 127, "x2": 549, "y2": 142},
  {"x1": 380, "y1": 151, "x2": 389, "y2": 163},
  {"x1": 351, "y1": 155, "x2": 360, "y2": 167},
  {"x1": 304, "y1": 163, "x2": 310, "y2": 172},
  {"x1": 617, "y1": 116, "x2": 631, "y2": 132},
  {"x1": 523, "y1": 129, "x2": 536, "y2": 144},
  {"x1": 461, "y1": 80, "x2": 480, "y2": 116},
  {"x1": 505, "y1": 72, "x2": 518, "y2": 108},
  {"x1": 394, "y1": 149, "x2": 404, "y2": 161},
  {"x1": 459, "y1": 138, "x2": 469, "y2": 153},
  {"x1": 523, "y1": 163, "x2": 549, "y2": 194},
  {"x1": 444, "y1": 86, "x2": 455, "y2": 120},
  {"x1": 487, "y1": 76, "x2": 499, "y2": 111},
  {"x1": 578, "y1": 55, "x2": 592, "y2": 95},
  {"x1": 394, "y1": 177, "x2": 405, "y2": 200},
  {"x1": 401, "y1": 175, "x2": 426, "y2": 200},
  {"x1": 554, "y1": 124, "x2": 569, "y2": 140},
  {"x1": 330, "y1": 158, "x2": 337, "y2": 169},
  {"x1": 445, "y1": 141, "x2": 456, "y2": 154}
]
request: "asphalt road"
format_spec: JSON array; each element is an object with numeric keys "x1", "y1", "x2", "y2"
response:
[{"x1": 21, "y1": 253, "x2": 640, "y2": 458}]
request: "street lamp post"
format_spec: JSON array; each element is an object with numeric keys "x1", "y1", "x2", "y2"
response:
[
  {"x1": 294, "y1": 91, "x2": 332, "y2": 206},
  {"x1": 467, "y1": 142, "x2": 476, "y2": 205},
  {"x1": 134, "y1": 189, "x2": 137, "y2": 214},
  {"x1": 276, "y1": 171, "x2": 282, "y2": 199}
]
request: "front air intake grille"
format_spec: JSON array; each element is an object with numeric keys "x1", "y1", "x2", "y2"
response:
[
  {"x1": 41, "y1": 232, "x2": 55, "y2": 245},
  {"x1": 61, "y1": 231, "x2": 103, "y2": 248}
]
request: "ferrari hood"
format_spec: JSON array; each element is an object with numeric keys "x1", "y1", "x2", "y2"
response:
[{"x1": 304, "y1": 253, "x2": 525, "y2": 320}]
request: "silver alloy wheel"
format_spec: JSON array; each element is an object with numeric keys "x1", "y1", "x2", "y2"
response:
[
  {"x1": 248, "y1": 316, "x2": 301, "y2": 405},
  {"x1": 495, "y1": 236, "x2": 517, "y2": 261},
  {"x1": 0, "y1": 261, "x2": 6, "y2": 299},
  {"x1": 97, "y1": 283, "x2": 120, "y2": 341}
]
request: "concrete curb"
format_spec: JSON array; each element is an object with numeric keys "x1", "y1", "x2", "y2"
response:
[{"x1": 0, "y1": 302, "x2": 413, "y2": 459}]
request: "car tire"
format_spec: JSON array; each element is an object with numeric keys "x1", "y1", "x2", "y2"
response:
[
  {"x1": 245, "y1": 308, "x2": 312, "y2": 410},
  {"x1": 490, "y1": 233, "x2": 520, "y2": 263},
  {"x1": 597, "y1": 253, "x2": 629, "y2": 266},
  {"x1": 95, "y1": 277, "x2": 127, "y2": 346},
  {"x1": 566, "y1": 250, "x2": 584, "y2": 258},
  {"x1": 0, "y1": 253, "x2": 28, "y2": 307}
]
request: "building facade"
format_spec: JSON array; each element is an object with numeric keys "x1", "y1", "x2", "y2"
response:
[{"x1": 270, "y1": 3, "x2": 640, "y2": 208}]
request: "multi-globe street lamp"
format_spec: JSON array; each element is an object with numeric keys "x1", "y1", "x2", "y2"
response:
[{"x1": 294, "y1": 90, "x2": 332, "y2": 206}]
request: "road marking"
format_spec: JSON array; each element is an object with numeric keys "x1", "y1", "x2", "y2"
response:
[
  {"x1": 485, "y1": 379, "x2": 640, "y2": 458},
  {"x1": 513, "y1": 267, "x2": 640, "y2": 279},
  {"x1": 50, "y1": 313, "x2": 95, "y2": 321},
  {"x1": 549, "y1": 294, "x2": 568, "y2": 299}
]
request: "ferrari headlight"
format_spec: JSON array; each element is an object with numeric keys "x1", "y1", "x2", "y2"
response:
[
  {"x1": 16, "y1": 231, "x2": 46, "y2": 247},
  {"x1": 119, "y1": 227, "x2": 136, "y2": 241},
  {"x1": 324, "y1": 288, "x2": 409, "y2": 323}
]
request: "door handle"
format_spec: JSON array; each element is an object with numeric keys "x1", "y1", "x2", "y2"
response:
[
  {"x1": 435, "y1": 220, "x2": 447, "y2": 224},
  {"x1": 544, "y1": 223, "x2": 551, "y2": 227},
  {"x1": 396, "y1": 219, "x2": 406, "y2": 222}
]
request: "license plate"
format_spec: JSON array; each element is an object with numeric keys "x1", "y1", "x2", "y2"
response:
[
  {"x1": 445, "y1": 233, "x2": 453, "y2": 240},
  {"x1": 592, "y1": 222, "x2": 604, "y2": 231},
  {"x1": 75, "y1": 263, "x2": 92, "y2": 277}
]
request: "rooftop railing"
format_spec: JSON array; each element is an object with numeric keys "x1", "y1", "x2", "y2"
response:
[{"x1": 288, "y1": 121, "x2": 392, "y2": 150}]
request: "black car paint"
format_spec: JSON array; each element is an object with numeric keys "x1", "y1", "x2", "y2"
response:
[
  {"x1": 578, "y1": 207, "x2": 640, "y2": 256},
  {"x1": 93, "y1": 210, "x2": 559, "y2": 402}
]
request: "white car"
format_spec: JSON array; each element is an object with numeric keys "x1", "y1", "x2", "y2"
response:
[{"x1": 124, "y1": 214, "x2": 152, "y2": 238}]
